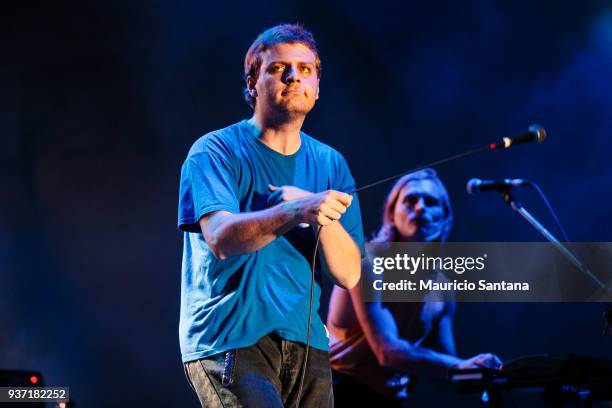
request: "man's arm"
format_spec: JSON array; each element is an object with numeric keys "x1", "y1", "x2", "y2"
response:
[
  {"x1": 317, "y1": 222, "x2": 361, "y2": 289},
  {"x1": 346, "y1": 276, "x2": 500, "y2": 378},
  {"x1": 200, "y1": 206, "x2": 298, "y2": 260},
  {"x1": 199, "y1": 188, "x2": 358, "y2": 288},
  {"x1": 347, "y1": 281, "x2": 462, "y2": 378}
]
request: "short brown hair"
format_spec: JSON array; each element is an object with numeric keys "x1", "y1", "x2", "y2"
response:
[{"x1": 243, "y1": 23, "x2": 322, "y2": 109}]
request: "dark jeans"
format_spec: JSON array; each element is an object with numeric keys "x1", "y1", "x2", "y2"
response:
[{"x1": 184, "y1": 333, "x2": 334, "y2": 408}]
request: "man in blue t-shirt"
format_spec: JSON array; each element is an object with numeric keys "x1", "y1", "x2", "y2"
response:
[{"x1": 178, "y1": 24, "x2": 364, "y2": 407}]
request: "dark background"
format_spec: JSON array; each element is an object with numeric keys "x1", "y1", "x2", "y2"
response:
[{"x1": 3, "y1": 0, "x2": 612, "y2": 406}]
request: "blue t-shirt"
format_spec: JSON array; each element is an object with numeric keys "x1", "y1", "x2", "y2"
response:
[{"x1": 178, "y1": 119, "x2": 365, "y2": 363}]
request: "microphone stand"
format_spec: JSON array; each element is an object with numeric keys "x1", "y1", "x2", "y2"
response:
[
  {"x1": 501, "y1": 191, "x2": 612, "y2": 336},
  {"x1": 502, "y1": 191, "x2": 604, "y2": 289}
]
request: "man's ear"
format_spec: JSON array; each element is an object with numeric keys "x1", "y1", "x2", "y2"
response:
[
  {"x1": 246, "y1": 76, "x2": 257, "y2": 97},
  {"x1": 315, "y1": 85, "x2": 319, "y2": 100}
]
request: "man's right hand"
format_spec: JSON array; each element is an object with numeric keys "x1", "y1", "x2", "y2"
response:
[
  {"x1": 456, "y1": 353, "x2": 502, "y2": 370},
  {"x1": 288, "y1": 190, "x2": 353, "y2": 226}
]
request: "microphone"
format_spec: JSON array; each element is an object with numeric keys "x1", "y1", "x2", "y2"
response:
[
  {"x1": 489, "y1": 125, "x2": 547, "y2": 150},
  {"x1": 466, "y1": 178, "x2": 530, "y2": 194}
]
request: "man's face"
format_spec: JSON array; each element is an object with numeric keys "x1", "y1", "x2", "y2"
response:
[
  {"x1": 250, "y1": 42, "x2": 320, "y2": 115},
  {"x1": 391, "y1": 179, "x2": 446, "y2": 242}
]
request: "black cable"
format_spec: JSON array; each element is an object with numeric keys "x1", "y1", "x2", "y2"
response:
[
  {"x1": 295, "y1": 225, "x2": 322, "y2": 408},
  {"x1": 526, "y1": 181, "x2": 571, "y2": 242},
  {"x1": 354, "y1": 145, "x2": 488, "y2": 193}
]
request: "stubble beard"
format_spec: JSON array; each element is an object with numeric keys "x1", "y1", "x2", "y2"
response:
[
  {"x1": 279, "y1": 93, "x2": 314, "y2": 115},
  {"x1": 256, "y1": 90, "x2": 315, "y2": 124},
  {"x1": 268, "y1": 97, "x2": 314, "y2": 122}
]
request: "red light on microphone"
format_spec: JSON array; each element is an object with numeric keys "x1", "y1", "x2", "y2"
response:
[{"x1": 29, "y1": 375, "x2": 38, "y2": 385}]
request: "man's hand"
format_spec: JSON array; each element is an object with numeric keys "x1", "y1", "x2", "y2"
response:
[
  {"x1": 269, "y1": 185, "x2": 353, "y2": 227},
  {"x1": 268, "y1": 185, "x2": 359, "y2": 287},
  {"x1": 276, "y1": 189, "x2": 351, "y2": 227},
  {"x1": 298, "y1": 190, "x2": 353, "y2": 226},
  {"x1": 268, "y1": 184, "x2": 312, "y2": 206},
  {"x1": 456, "y1": 353, "x2": 502, "y2": 370}
]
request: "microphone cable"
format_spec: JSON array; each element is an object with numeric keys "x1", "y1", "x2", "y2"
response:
[
  {"x1": 525, "y1": 181, "x2": 571, "y2": 242},
  {"x1": 294, "y1": 224, "x2": 321, "y2": 408}
]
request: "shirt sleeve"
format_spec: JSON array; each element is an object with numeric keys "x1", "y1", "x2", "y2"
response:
[
  {"x1": 177, "y1": 152, "x2": 240, "y2": 233},
  {"x1": 334, "y1": 154, "x2": 366, "y2": 257}
]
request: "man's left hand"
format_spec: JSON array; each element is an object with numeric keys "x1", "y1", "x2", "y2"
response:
[{"x1": 267, "y1": 184, "x2": 312, "y2": 206}]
